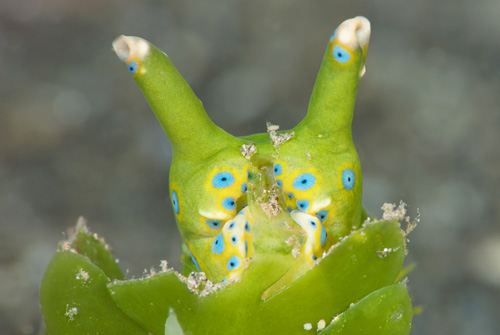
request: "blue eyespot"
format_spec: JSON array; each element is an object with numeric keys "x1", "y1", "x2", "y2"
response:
[
  {"x1": 222, "y1": 197, "x2": 236, "y2": 211},
  {"x1": 245, "y1": 221, "x2": 251, "y2": 234},
  {"x1": 241, "y1": 182, "x2": 248, "y2": 193},
  {"x1": 190, "y1": 252, "x2": 201, "y2": 271},
  {"x1": 297, "y1": 199, "x2": 310, "y2": 212},
  {"x1": 211, "y1": 233, "x2": 225, "y2": 255},
  {"x1": 276, "y1": 180, "x2": 283, "y2": 188},
  {"x1": 222, "y1": 277, "x2": 228, "y2": 283},
  {"x1": 227, "y1": 221, "x2": 236, "y2": 231},
  {"x1": 227, "y1": 255, "x2": 242, "y2": 271},
  {"x1": 333, "y1": 45, "x2": 351, "y2": 63},
  {"x1": 287, "y1": 206, "x2": 293, "y2": 212},
  {"x1": 230, "y1": 234, "x2": 239, "y2": 245},
  {"x1": 273, "y1": 164, "x2": 283, "y2": 177},
  {"x1": 342, "y1": 169, "x2": 356, "y2": 190},
  {"x1": 205, "y1": 219, "x2": 222, "y2": 230},
  {"x1": 316, "y1": 210, "x2": 329, "y2": 223},
  {"x1": 212, "y1": 171, "x2": 235, "y2": 189},
  {"x1": 172, "y1": 190, "x2": 180, "y2": 215},
  {"x1": 288, "y1": 192, "x2": 295, "y2": 199},
  {"x1": 127, "y1": 61, "x2": 138, "y2": 74},
  {"x1": 312, "y1": 254, "x2": 317, "y2": 261},
  {"x1": 245, "y1": 240, "x2": 249, "y2": 257},
  {"x1": 308, "y1": 220, "x2": 318, "y2": 230},
  {"x1": 292, "y1": 173, "x2": 316, "y2": 191},
  {"x1": 320, "y1": 225, "x2": 327, "y2": 248}
]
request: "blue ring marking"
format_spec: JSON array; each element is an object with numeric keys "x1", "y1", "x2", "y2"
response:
[
  {"x1": 316, "y1": 210, "x2": 329, "y2": 223},
  {"x1": 297, "y1": 199, "x2": 310, "y2": 212},
  {"x1": 342, "y1": 169, "x2": 356, "y2": 190},
  {"x1": 241, "y1": 182, "x2": 248, "y2": 193},
  {"x1": 190, "y1": 252, "x2": 201, "y2": 271},
  {"x1": 211, "y1": 233, "x2": 225, "y2": 255},
  {"x1": 212, "y1": 171, "x2": 235, "y2": 189},
  {"x1": 227, "y1": 255, "x2": 242, "y2": 271},
  {"x1": 205, "y1": 219, "x2": 222, "y2": 230},
  {"x1": 230, "y1": 233, "x2": 239, "y2": 245},
  {"x1": 273, "y1": 164, "x2": 283, "y2": 177},
  {"x1": 292, "y1": 173, "x2": 316, "y2": 191},
  {"x1": 333, "y1": 45, "x2": 351, "y2": 63},
  {"x1": 127, "y1": 61, "x2": 138, "y2": 74},
  {"x1": 276, "y1": 180, "x2": 283, "y2": 188},
  {"x1": 245, "y1": 240, "x2": 249, "y2": 257},
  {"x1": 308, "y1": 219, "x2": 318, "y2": 231},
  {"x1": 312, "y1": 254, "x2": 317, "y2": 261},
  {"x1": 222, "y1": 197, "x2": 236, "y2": 211},
  {"x1": 320, "y1": 225, "x2": 327, "y2": 248},
  {"x1": 172, "y1": 190, "x2": 180, "y2": 215},
  {"x1": 330, "y1": 27, "x2": 339, "y2": 41},
  {"x1": 244, "y1": 221, "x2": 251, "y2": 234},
  {"x1": 288, "y1": 192, "x2": 295, "y2": 199}
]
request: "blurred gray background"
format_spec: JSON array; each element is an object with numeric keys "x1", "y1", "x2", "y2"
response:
[{"x1": 1, "y1": 0, "x2": 499, "y2": 334}]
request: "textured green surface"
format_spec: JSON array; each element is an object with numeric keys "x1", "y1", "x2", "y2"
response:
[
  {"x1": 323, "y1": 283, "x2": 412, "y2": 334},
  {"x1": 108, "y1": 219, "x2": 407, "y2": 335},
  {"x1": 69, "y1": 219, "x2": 124, "y2": 280},
  {"x1": 40, "y1": 250, "x2": 148, "y2": 334}
]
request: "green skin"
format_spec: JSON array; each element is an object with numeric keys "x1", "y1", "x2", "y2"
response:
[{"x1": 113, "y1": 17, "x2": 370, "y2": 286}]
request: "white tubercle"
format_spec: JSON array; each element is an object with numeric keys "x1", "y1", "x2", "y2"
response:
[{"x1": 199, "y1": 209, "x2": 232, "y2": 221}]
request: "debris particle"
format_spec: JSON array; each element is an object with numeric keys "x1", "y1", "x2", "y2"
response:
[
  {"x1": 304, "y1": 323, "x2": 313, "y2": 331},
  {"x1": 380, "y1": 201, "x2": 419, "y2": 237},
  {"x1": 267, "y1": 122, "x2": 294, "y2": 151},
  {"x1": 160, "y1": 260, "x2": 169, "y2": 273},
  {"x1": 260, "y1": 192, "x2": 281, "y2": 216},
  {"x1": 65, "y1": 304, "x2": 78, "y2": 321},
  {"x1": 381, "y1": 201, "x2": 408, "y2": 221},
  {"x1": 285, "y1": 235, "x2": 301, "y2": 258},
  {"x1": 61, "y1": 241, "x2": 71, "y2": 251},
  {"x1": 240, "y1": 141, "x2": 257, "y2": 159},
  {"x1": 377, "y1": 248, "x2": 391, "y2": 258},
  {"x1": 331, "y1": 312, "x2": 343, "y2": 324},
  {"x1": 376, "y1": 246, "x2": 401, "y2": 258},
  {"x1": 76, "y1": 269, "x2": 89, "y2": 282},
  {"x1": 176, "y1": 271, "x2": 225, "y2": 297},
  {"x1": 317, "y1": 319, "x2": 326, "y2": 330},
  {"x1": 285, "y1": 235, "x2": 297, "y2": 247}
]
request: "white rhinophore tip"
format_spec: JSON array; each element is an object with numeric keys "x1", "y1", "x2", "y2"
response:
[
  {"x1": 112, "y1": 35, "x2": 151, "y2": 63},
  {"x1": 336, "y1": 16, "x2": 371, "y2": 52}
]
